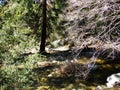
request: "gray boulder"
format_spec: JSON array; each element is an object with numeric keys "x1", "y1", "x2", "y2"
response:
[{"x1": 106, "y1": 73, "x2": 120, "y2": 88}]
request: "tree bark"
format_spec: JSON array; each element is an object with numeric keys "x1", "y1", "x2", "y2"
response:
[{"x1": 40, "y1": 0, "x2": 47, "y2": 53}]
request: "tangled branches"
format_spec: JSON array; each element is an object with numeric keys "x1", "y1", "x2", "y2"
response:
[
  {"x1": 60, "y1": 0, "x2": 120, "y2": 77},
  {"x1": 57, "y1": 61, "x2": 89, "y2": 79},
  {"x1": 63, "y1": 0, "x2": 120, "y2": 59}
]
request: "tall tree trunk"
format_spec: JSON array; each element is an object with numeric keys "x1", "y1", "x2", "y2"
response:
[{"x1": 40, "y1": 0, "x2": 47, "y2": 53}]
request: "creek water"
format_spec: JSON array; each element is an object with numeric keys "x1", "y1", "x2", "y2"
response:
[{"x1": 34, "y1": 56, "x2": 120, "y2": 90}]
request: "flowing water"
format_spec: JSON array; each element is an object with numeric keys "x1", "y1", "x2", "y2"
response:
[{"x1": 33, "y1": 55, "x2": 120, "y2": 90}]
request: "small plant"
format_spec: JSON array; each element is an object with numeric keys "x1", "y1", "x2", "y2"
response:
[
  {"x1": 0, "y1": 53, "x2": 46, "y2": 89},
  {"x1": 1, "y1": 66, "x2": 31, "y2": 89}
]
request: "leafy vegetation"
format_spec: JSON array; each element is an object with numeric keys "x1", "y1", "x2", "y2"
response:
[{"x1": 0, "y1": 0, "x2": 66, "y2": 89}]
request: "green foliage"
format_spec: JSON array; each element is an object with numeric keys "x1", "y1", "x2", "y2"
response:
[
  {"x1": 1, "y1": 66, "x2": 32, "y2": 89},
  {"x1": 0, "y1": 52, "x2": 46, "y2": 89},
  {"x1": 0, "y1": 0, "x2": 67, "y2": 89},
  {"x1": 0, "y1": 1, "x2": 40, "y2": 89},
  {"x1": 47, "y1": 0, "x2": 67, "y2": 44}
]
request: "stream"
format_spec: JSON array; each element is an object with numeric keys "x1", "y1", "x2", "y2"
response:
[{"x1": 32, "y1": 50, "x2": 120, "y2": 90}]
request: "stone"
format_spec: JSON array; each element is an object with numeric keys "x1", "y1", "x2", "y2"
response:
[
  {"x1": 37, "y1": 61, "x2": 56, "y2": 68},
  {"x1": 47, "y1": 74, "x2": 52, "y2": 77},
  {"x1": 106, "y1": 73, "x2": 120, "y2": 88}
]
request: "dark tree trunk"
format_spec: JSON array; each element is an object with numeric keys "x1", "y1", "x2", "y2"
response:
[{"x1": 40, "y1": 0, "x2": 47, "y2": 53}]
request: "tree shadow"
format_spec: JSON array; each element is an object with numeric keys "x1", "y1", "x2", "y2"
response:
[{"x1": 30, "y1": 47, "x2": 120, "y2": 89}]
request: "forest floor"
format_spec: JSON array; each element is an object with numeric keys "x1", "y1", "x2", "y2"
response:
[
  {"x1": 23, "y1": 41, "x2": 119, "y2": 89},
  {"x1": 34, "y1": 46, "x2": 120, "y2": 90}
]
